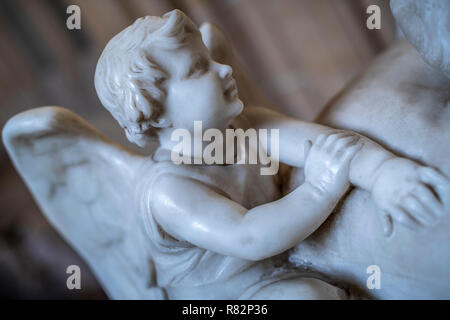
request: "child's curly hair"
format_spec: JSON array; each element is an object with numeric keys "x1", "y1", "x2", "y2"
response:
[{"x1": 95, "y1": 9, "x2": 198, "y2": 147}]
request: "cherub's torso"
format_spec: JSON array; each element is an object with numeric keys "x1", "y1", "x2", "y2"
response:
[{"x1": 142, "y1": 131, "x2": 295, "y2": 299}]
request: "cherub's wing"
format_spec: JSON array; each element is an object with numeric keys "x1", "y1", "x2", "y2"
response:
[{"x1": 2, "y1": 106, "x2": 164, "y2": 299}]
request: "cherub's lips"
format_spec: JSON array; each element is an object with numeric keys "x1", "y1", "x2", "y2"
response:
[{"x1": 223, "y1": 78, "x2": 238, "y2": 101}]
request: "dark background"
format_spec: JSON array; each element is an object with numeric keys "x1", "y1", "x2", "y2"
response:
[{"x1": 0, "y1": 0, "x2": 395, "y2": 299}]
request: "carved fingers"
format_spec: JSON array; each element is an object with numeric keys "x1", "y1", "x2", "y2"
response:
[
  {"x1": 372, "y1": 158, "x2": 450, "y2": 236},
  {"x1": 399, "y1": 169, "x2": 448, "y2": 228},
  {"x1": 419, "y1": 167, "x2": 450, "y2": 205},
  {"x1": 304, "y1": 131, "x2": 363, "y2": 195},
  {"x1": 313, "y1": 131, "x2": 363, "y2": 165}
]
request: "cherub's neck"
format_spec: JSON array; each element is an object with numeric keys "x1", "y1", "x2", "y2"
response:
[{"x1": 157, "y1": 117, "x2": 243, "y2": 164}]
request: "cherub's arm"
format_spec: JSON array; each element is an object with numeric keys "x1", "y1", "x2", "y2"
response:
[
  {"x1": 244, "y1": 106, "x2": 448, "y2": 231},
  {"x1": 150, "y1": 134, "x2": 361, "y2": 261},
  {"x1": 244, "y1": 106, "x2": 392, "y2": 191}
]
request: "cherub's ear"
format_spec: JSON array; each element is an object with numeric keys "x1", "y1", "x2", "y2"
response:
[{"x1": 199, "y1": 22, "x2": 232, "y2": 65}]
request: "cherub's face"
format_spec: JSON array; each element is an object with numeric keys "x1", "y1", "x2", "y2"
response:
[{"x1": 150, "y1": 34, "x2": 244, "y2": 132}]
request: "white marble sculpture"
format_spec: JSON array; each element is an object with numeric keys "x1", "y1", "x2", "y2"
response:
[{"x1": 3, "y1": 4, "x2": 450, "y2": 299}]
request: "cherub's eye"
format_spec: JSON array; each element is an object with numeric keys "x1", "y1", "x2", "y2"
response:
[{"x1": 187, "y1": 57, "x2": 209, "y2": 78}]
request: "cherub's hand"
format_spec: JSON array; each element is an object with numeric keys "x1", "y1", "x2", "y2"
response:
[
  {"x1": 304, "y1": 131, "x2": 363, "y2": 197},
  {"x1": 371, "y1": 157, "x2": 450, "y2": 235}
]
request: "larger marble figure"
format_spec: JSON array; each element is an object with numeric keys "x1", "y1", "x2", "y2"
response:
[{"x1": 3, "y1": 1, "x2": 450, "y2": 299}]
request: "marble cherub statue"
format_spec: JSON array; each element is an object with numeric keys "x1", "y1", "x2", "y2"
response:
[{"x1": 3, "y1": 8, "x2": 449, "y2": 299}]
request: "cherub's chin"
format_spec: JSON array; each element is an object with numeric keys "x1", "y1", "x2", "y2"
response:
[{"x1": 230, "y1": 98, "x2": 244, "y2": 117}]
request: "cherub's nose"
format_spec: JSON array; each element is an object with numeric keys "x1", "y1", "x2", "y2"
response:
[{"x1": 215, "y1": 62, "x2": 232, "y2": 79}]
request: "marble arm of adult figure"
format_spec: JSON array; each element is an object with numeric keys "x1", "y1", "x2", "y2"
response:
[{"x1": 150, "y1": 133, "x2": 362, "y2": 261}]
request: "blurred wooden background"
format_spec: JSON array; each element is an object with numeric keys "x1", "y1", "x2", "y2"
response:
[{"x1": 0, "y1": 0, "x2": 395, "y2": 298}]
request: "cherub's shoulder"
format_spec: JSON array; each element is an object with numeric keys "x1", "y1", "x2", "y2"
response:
[
  {"x1": 152, "y1": 170, "x2": 184, "y2": 195},
  {"x1": 152, "y1": 171, "x2": 192, "y2": 192},
  {"x1": 150, "y1": 169, "x2": 210, "y2": 208},
  {"x1": 149, "y1": 170, "x2": 221, "y2": 230},
  {"x1": 149, "y1": 172, "x2": 190, "y2": 218}
]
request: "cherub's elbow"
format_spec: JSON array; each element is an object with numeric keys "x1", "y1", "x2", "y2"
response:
[{"x1": 234, "y1": 235, "x2": 274, "y2": 261}]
